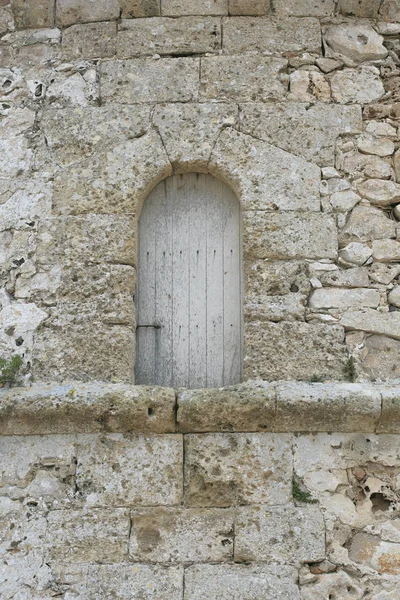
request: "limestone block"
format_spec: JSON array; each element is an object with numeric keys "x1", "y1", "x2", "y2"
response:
[
  {"x1": 1, "y1": 301, "x2": 47, "y2": 337},
  {"x1": 309, "y1": 288, "x2": 380, "y2": 310},
  {"x1": 37, "y1": 215, "x2": 136, "y2": 266},
  {"x1": 364, "y1": 103, "x2": 400, "y2": 120},
  {"x1": 372, "y1": 239, "x2": 400, "y2": 262},
  {"x1": 320, "y1": 267, "x2": 370, "y2": 287},
  {"x1": 122, "y1": 0, "x2": 161, "y2": 17},
  {"x1": 129, "y1": 507, "x2": 233, "y2": 562},
  {"x1": 235, "y1": 505, "x2": 325, "y2": 564},
  {"x1": 339, "y1": 242, "x2": 372, "y2": 265},
  {"x1": 331, "y1": 67, "x2": 385, "y2": 104},
  {"x1": 184, "y1": 433, "x2": 292, "y2": 507},
  {"x1": 349, "y1": 532, "x2": 400, "y2": 574},
  {"x1": 357, "y1": 135, "x2": 395, "y2": 157},
  {"x1": 53, "y1": 131, "x2": 171, "y2": 215},
  {"x1": 0, "y1": 27, "x2": 60, "y2": 68},
  {"x1": 369, "y1": 263, "x2": 400, "y2": 284},
  {"x1": 245, "y1": 260, "x2": 311, "y2": 296},
  {"x1": 243, "y1": 212, "x2": 338, "y2": 260},
  {"x1": 62, "y1": 22, "x2": 117, "y2": 60},
  {"x1": 0, "y1": 106, "x2": 33, "y2": 176},
  {"x1": 0, "y1": 6, "x2": 14, "y2": 34},
  {"x1": 177, "y1": 381, "x2": 276, "y2": 433},
  {"x1": 276, "y1": 383, "x2": 381, "y2": 432},
  {"x1": 330, "y1": 190, "x2": 361, "y2": 212},
  {"x1": 289, "y1": 70, "x2": 331, "y2": 103},
  {"x1": 338, "y1": 0, "x2": 381, "y2": 17},
  {"x1": 101, "y1": 57, "x2": 199, "y2": 103},
  {"x1": 244, "y1": 322, "x2": 347, "y2": 381},
  {"x1": 324, "y1": 24, "x2": 387, "y2": 62},
  {"x1": 339, "y1": 205, "x2": 395, "y2": 245},
  {"x1": 380, "y1": 0, "x2": 400, "y2": 20},
  {"x1": 378, "y1": 387, "x2": 400, "y2": 432},
  {"x1": 209, "y1": 128, "x2": 320, "y2": 211},
  {"x1": 153, "y1": 103, "x2": 237, "y2": 172},
  {"x1": 117, "y1": 17, "x2": 221, "y2": 58},
  {"x1": 272, "y1": 0, "x2": 334, "y2": 15},
  {"x1": 240, "y1": 103, "x2": 362, "y2": 167},
  {"x1": 161, "y1": 0, "x2": 227, "y2": 15},
  {"x1": 302, "y1": 572, "x2": 364, "y2": 600},
  {"x1": 358, "y1": 179, "x2": 400, "y2": 207},
  {"x1": 0, "y1": 434, "x2": 76, "y2": 504},
  {"x1": 228, "y1": 0, "x2": 269, "y2": 14},
  {"x1": 395, "y1": 150, "x2": 400, "y2": 182},
  {"x1": 45, "y1": 508, "x2": 130, "y2": 562},
  {"x1": 32, "y1": 323, "x2": 135, "y2": 383},
  {"x1": 200, "y1": 56, "x2": 288, "y2": 102},
  {"x1": 76, "y1": 433, "x2": 182, "y2": 506},
  {"x1": 358, "y1": 335, "x2": 400, "y2": 381},
  {"x1": 364, "y1": 157, "x2": 393, "y2": 180},
  {"x1": 185, "y1": 564, "x2": 300, "y2": 600},
  {"x1": 40, "y1": 105, "x2": 150, "y2": 168},
  {"x1": 12, "y1": 0, "x2": 54, "y2": 29},
  {"x1": 341, "y1": 309, "x2": 400, "y2": 339},
  {"x1": 87, "y1": 564, "x2": 183, "y2": 600},
  {"x1": 223, "y1": 17, "x2": 321, "y2": 54},
  {"x1": 366, "y1": 121, "x2": 397, "y2": 137},
  {"x1": 56, "y1": 0, "x2": 120, "y2": 26},
  {"x1": 389, "y1": 287, "x2": 400, "y2": 307},
  {"x1": 0, "y1": 178, "x2": 52, "y2": 231},
  {"x1": 245, "y1": 291, "x2": 306, "y2": 322},
  {"x1": 0, "y1": 383, "x2": 176, "y2": 435}
]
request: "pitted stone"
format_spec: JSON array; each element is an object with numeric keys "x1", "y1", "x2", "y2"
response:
[
  {"x1": 162, "y1": 0, "x2": 227, "y2": 15},
  {"x1": 56, "y1": 0, "x2": 120, "y2": 26}
]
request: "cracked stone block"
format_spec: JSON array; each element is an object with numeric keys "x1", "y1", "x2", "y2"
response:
[
  {"x1": 153, "y1": 102, "x2": 237, "y2": 172},
  {"x1": 244, "y1": 321, "x2": 347, "y2": 381},
  {"x1": 338, "y1": 0, "x2": 381, "y2": 17},
  {"x1": 240, "y1": 103, "x2": 362, "y2": 167},
  {"x1": 117, "y1": 16, "x2": 221, "y2": 58},
  {"x1": 184, "y1": 433, "x2": 292, "y2": 507},
  {"x1": 339, "y1": 205, "x2": 395, "y2": 245},
  {"x1": 45, "y1": 508, "x2": 130, "y2": 563},
  {"x1": 39, "y1": 105, "x2": 150, "y2": 169},
  {"x1": 75, "y1": 433, "x2": 183, "y2": 506},
  {"x1": 185, "y1": 564, "x2": 300, "y2": 600},
  {"x1": 223, "y1": 17, "x2": 321, "y2": 54},
  {"x1": 52, "y1": 131, "x2": 171, "y2": 216},
  {"x1": 235, "y1": 505, "x2": 326, "y2": 565},
  {"x1": 129, "y1": 507, "x2": 234, "y2": 562},
  {"x1": 87, "y1": 564, "x2": 183, "y2": 600},
  {"x1": 200, "y1": 55, "x2": 288, "y2": 102},
  {"x1": 161, "y1": 0, "x2": 227, "y2": 15},
  {"x1": 331, "y1": 67, "x2": 385, "y2": 104},
  {"x1": 101, "y1": 57, "x2": 199, "y2": 104},
  {"x1": 209, "y1": 128, "x2": 321, "y2": 211},
  {"x1": 62, "y1": 21, "x2": 117, "y2": 60}
]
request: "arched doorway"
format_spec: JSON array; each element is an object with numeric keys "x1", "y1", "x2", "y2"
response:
[{"x1": 135, "y1": 173, "x2": 242, "y2": 388}]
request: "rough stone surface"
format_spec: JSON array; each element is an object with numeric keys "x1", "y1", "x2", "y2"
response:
[
  {"x1": 223, "y1": 17, "x2": 321, "y2": 54},
  {"x1": 117, "y1": 17, "x2": 221, "y2": 58},
  {"x1": 162, "y1": 0, "x2": 227, "y2": 15},
  {"x1": 62, "y1": 21, "x2": 117, "y2": 60},
  {"x1": 273, "y1": 0, "x2": 334, "y2": 16},
  {"x1": 56, "y1": 0, "x2": 120, "y2": 25},
  {"x1": 12, "y1": 0, "x2": 54, "y2": 29},
  {"x1": 372, "y1": 239, "x2": 400, "y2": 262},
  {"x1": 244, "y1": 322, "x2": 347, "y2": 381},
  {"x1": 324, "y1": 24, "x2": 387, "y2": 62},
  {"x1": 240, "y1": 103, "x2": 362, "y2": 166},
  {"x1": 331, "y1": 67, "x2": 386, "y2": 104},
  {"x1": 122, "y1": 0, "x2": 161, "y2": 17},
  {"x1": 200, "y1": 55, "x2": 288, "y2": 102},
  {"x1": 210, "y1": 128, "x2": 320, "y2": 211},
  {"x1": 184, "y1": 433, "x2": 292, "y2": 506},
  {"x1": 228, "y1": 0, "x2": 269, "y2": 15},
  {"x1": 341, "y1": 309, "x2": 400, "y2": 339},
  {"x1": 309, "y1": 287, "x2": 380, "y2": 309},
  {"x1": 339, "y1": 205, "x2": 396, "y2": 245},
  {"x1": 358, "y1": 179, "x2": 400, "y2": 206}
]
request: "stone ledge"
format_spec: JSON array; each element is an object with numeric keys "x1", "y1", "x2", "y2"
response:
[
  {"x1": 0, "y1": 382, "x2": 176, "y2": 435},
  {"x1": 3, "y1": 380, "x2": 400, "y2": 435}
]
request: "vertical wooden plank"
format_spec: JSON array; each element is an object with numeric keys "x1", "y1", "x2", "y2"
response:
[
  {"x1": 170, "y1": 174, "x2": 190, "y2": 388},
  {"x1": 188, "y1": 173, "x2": 208, "y2": 388},
  {"x1": 206, "y1": 176, "x2": 225, "y2": 388},
  {"x1": 222, "y1": 183, "x2": 242, "y2": 385},
  {"x1": 135, "y1": 182, "x2": 162, "y2": 385},
  {"x1": 154, "y1": 179, "x2": 174, "y2": 387}
]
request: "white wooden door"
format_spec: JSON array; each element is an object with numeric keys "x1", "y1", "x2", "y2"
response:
[{"x1": 135, "y1": 173, "x2": 242, "y2": 389}]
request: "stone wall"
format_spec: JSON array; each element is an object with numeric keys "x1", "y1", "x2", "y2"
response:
[
  {"x1": 2, "y1": 381, "x2": 400, "y2": 598},
  {"x1": 0, "y1": 0, "x2": 399, "y2": 384}
]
